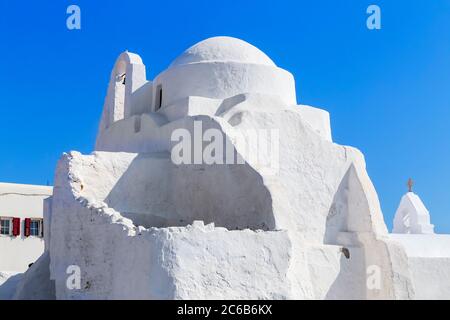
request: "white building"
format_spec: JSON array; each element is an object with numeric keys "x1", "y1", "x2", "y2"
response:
[
  {"x1": 0, "y1": 183, "x2": 51, "y2": 273},
  {"x1": 5, "y1": 37, "x2": 450, "y2": 300},
  {"x1": 0, "y1": 182, "x2": 52, "y2": 299}
]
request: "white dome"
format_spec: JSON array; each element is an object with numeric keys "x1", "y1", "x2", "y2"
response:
[{"x1": 170, "y1": 36, "x2": 276, "y2": 68}]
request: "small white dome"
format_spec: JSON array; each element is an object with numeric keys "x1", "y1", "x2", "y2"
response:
[{"x1": 170, "y1": 36, "x2": 276, "y2": 68}]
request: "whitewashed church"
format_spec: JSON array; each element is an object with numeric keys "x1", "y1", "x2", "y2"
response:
[{"x1": 1, "y1": 36, "x2": 450, "y2": 300}]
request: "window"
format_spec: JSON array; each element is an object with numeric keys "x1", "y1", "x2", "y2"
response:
[
  {"x1": 29, "y1": 219, "x2": 43, "y2": 237},
  {"x1": 0, "y1": 218, "x2": 12, "y2": 235},
  {"x1": 155, "y1": 85, "x2": 162, "y2": 111}
]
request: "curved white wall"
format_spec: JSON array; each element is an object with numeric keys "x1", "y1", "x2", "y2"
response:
[{"x1": 153, "y1": 62, "x2": 296, "y2": 110}]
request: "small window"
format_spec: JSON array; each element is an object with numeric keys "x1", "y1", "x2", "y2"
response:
[
  {"x1": 0, "y1": 218, "x2": 12, "y2": 236},
  {"x1": 155, "y1": 85, "x2": 162, "y2": 111},
  {"x1": 29, "y1": 219, "x2": 43, "y2": 237},
  {"x1": 117, "y1": 72, "x2": 126, "y2": 85}
]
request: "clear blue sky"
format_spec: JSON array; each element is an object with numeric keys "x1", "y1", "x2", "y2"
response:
[{"x1": 1, "y1": 0, "x2": 449, "y2": 232}]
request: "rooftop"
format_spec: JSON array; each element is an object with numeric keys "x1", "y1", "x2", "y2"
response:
[{"x1": 169, "y1": 36, "x2": 276, "y2": 68}]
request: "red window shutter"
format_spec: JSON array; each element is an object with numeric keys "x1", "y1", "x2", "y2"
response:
[
  {"x1": 12, "y1": 218, "x2": 20, "y2": 236},
  {"x1": 24, "y1": 218, "x2": 31, "y2": 237}
]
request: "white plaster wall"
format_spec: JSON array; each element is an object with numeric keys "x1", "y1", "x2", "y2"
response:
[
  {"x1": 219, "y1": 100, "x2": 387, "y2": 244},
  {"x1": 408, "y1": 257, "x2": 450, "y2": 299},
  {"x1": 306, "y1": 245, "x2": 366, "y2": 299},
  {"x1": 161, "y1": 96, "x2": 222, "y2": 122},
  {"x1": 153, "y1": 62, "x2": 296, "y2": 109},
  {"x1": 43, "y1": 197, "x2": 52, "y2": 251},
  {"x1": 389, "y1": 234, "x2": 450, "y2": 258},
  {"x1": 0, "y1": 183, "x2": 52, "y2": 272},
  {"x1": 297, "y1": 105, "x2": 332, "y2": 142},
  {"x1": 96, "y1": 93, "x2": 332, "y2": 160},
  {"x1": 49, "y1": 155, "x2": 293, "y2": 299},
  {"x1": 388, "y1": 234, "x2": 450, "y2": 299},
  {"x1": 56, "y1": 148, "x2": 276, "y2": 231},
  {"x1": 164, "y1": 222, "x2": 292, "y2": 299}
]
